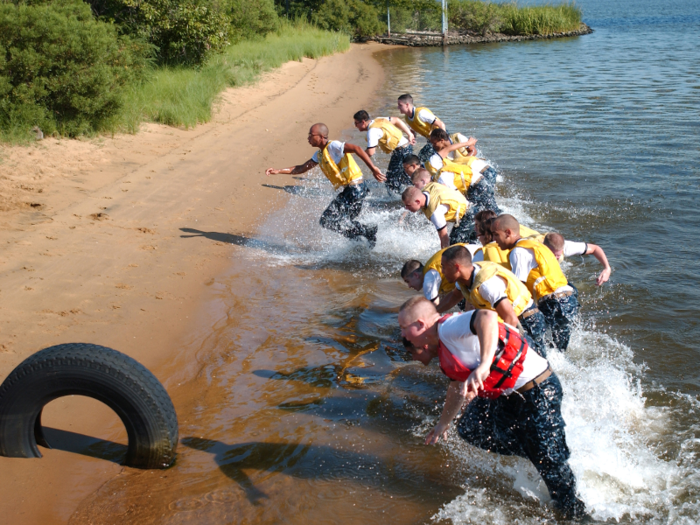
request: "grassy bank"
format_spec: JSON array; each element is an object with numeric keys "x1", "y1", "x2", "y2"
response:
[
  {"x1": 390, "y1": 1, "x2": 582, "y2": 36},
  {"x1": 0, "y1": 20, "x2": 349, "y2": 143},
  {"x1": 115, "y1": 20, "x2": 349, "y2": 132}
]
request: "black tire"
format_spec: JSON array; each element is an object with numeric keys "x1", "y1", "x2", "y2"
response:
[{"x1": 0, "y1": 343, "x2": 178, "y2": 469}]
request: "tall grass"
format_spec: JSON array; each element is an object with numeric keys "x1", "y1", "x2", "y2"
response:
[
  {"x1": 446, "y1": 1, "x2": 581, "y2": 36},
  {"x1": 115, "y1": 20, "x2": 350, "y2": 131},
  {"x1": 499, "y1": 3, "x2": 582, "y2": 35}
]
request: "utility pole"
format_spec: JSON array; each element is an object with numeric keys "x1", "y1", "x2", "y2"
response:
[
  {"x1": 387, "y1": 2, "x2": 391, "y2": 36},
  {"x1": 441, "y1": 0, "x2": 448, "y2": 46}
]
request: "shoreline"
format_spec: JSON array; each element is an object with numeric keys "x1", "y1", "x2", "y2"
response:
[
  {"x1": 0, "y1": 41, "x2": 393, "y2": 524},
  {"x1": 370, "y1": 23, "x2": 592, "y2": 47}
]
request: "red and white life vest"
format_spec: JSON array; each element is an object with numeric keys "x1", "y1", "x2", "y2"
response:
[{"x1": 436, "y1": 314, "x2": 528, "y2": 399}]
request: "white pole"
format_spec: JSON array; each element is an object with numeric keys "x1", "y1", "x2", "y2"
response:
[
  {"x1": 388, "y1": 4, "x2": 391, "y2": 36},
  {"x1": 442, "y1": 0, "x2": 448, "y2": 45}
]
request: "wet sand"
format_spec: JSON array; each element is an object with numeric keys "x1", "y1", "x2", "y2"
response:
[{"x1": 0, "y1": 42, "x2": 391, "y2": 524}]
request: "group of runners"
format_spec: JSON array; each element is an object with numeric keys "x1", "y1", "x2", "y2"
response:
[{"x1": 266, "y1": 94, "x2": 612, "y2": 520}]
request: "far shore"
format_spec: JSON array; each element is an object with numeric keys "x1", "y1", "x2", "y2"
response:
[
  {"x1": 0, "y1": 41, "x2": 393, "y2": 525},
  {"x1": 370, "y1": 22, "x2": 592, "y2": 47}
]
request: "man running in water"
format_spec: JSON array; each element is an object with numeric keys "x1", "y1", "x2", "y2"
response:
[
  {"x1": 397, "y1": 93, "x2": 477, "y2": 162},
  {"x1": 353, "y1": 110, "x2": 416, "y2": 194},
  {"x1": 491, "y1": 214, "x2": 579, "y2": 351},
  {"x1": 265, "y1": 123, "x2": 385, "y2": 247},
  {"x1": 440, "y1": 244, "x2": 548, "y2": 356},
  {"x1": 402, "y1": 178, "x2": 473, "y2": 248},
  {"x1": 399, "y1": 297, "x2": 586, "y2": 519}
]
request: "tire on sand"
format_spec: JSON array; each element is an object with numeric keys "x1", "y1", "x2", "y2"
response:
[{"x1": 0, "y1": 343, "x2": 178, "y2": 469}]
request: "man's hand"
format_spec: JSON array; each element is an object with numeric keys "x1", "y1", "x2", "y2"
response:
[
  {"x1": 425, "y1": 422, "x2": 450, "y2": 445},
  {"x1": 466, "y1": 363, "x2": 490, "y2": 394},
  {"x1": 596, "y1": 267, "x2": 611, "y2": 286},
  {"x1": 408, "y1": 131, "x2": 416, "y2": 145},
  {"x1": 265, "y1": 168, "x2": 279, "y2": 176},
  {"x1": 372, "y1": 166, "x2": 387, "y2": 182}
]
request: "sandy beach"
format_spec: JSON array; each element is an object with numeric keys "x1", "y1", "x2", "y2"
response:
[{"x1": 0, "y1": 42, "x2": 390, "y2": 524}]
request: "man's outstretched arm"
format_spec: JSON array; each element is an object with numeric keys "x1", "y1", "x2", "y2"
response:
[{"x1": 266, "y1": 159, "x2": 317, "y2": 176}]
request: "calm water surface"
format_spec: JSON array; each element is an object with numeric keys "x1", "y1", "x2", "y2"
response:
[{"x1": 71, "y1": 0, "x2": 700, "y2": 523}]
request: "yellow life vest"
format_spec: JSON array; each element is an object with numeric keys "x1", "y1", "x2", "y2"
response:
[
  {"x1": 317, "y1": 142, "x2": 363, "y2": 190},
  {"x1": 515, "y1": 238, "x2": 569, "y2": 301},
  {"x1": 480, "y1": 227, "x2": 543, "y2": 270},
  {"x1": 369, "y1": 118, "x2": 403, "y2": 153},
  {"x1": 404, "y1": 106, "x2": 436, "y2": 138},
  {"x1": 461, "y1": 262, "x2": 533, "y2": 317},
  {"x1": 481, "y1": 241, "x2": 511, "y2": 269},
  {"x1": 422, "y1": 182, "x2": 468, "y2": 225},
  {"x1": 449, "y1": 133, "x2": 472, "y2": 159},
  {"x1": 422, "y1": 243, "x2": 468, "y2": 295},
  {"x1": 520, "y1": 225, "x2": 545, "y2": 243},
  {"x1": 438, "y1": 157, "x2": 481, "y2": 194}
]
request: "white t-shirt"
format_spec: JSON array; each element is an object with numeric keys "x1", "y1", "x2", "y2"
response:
[
  {"x1": 423, "y1": 192, "x2": 449, "y2": 230},
  {"x1": 437, "y1": 312, "x2": 549, "y2": 394},
  {"x1": 366, "y1": 119, "x2": 409, "y2": 149},
  {"x1": 563, "y1": 240, "x2": 588, "y2": 258},
  {"x1": 311, "y1": 140, "x2": 345, "y2": 164},
  {"x1": 423, "y1": 269, "x2": 442, "y2": 301},
  {"x1": 509, "y1": 244, "x2": 572, "y2": 295},
  {"x1": 456, "y1": 264, "x2": 534, "y2": 311},
  {"x1": 472, "y1": 248, "x2": 484, "y2": 263}
]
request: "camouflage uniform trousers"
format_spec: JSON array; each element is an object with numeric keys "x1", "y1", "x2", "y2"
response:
[
  {"x1": 385, "y1": 145, "x2": 414, "y2": 194},
  {"x1": 538, "y1": 291, "x2": 580, "y2": 351},
  {"x1": 457, "y1": 373, "x2": 585, "y2": 519},
  {"x1": 319, "y1": 181, "x2": 373, "y2": 240}
]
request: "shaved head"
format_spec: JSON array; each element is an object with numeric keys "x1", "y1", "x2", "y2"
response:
[
  {"x1": 543, "y1": 232, "x2": 565, "y2": 252},
  {"x1": 310, "y1": 123, "x2": 329, "y2": 138},
  {"x1": 492, "y1": 214, "x2": 520, "y2": 233},
  {"x1": 399, "y1": 296, "x2": 438, "y2": 325},
  {"x1": 411, "y1": 168, "x2": 431, "y2": 183},
  {"x1": 402, "y1": 186, "x2": 422, "y2": 203}
]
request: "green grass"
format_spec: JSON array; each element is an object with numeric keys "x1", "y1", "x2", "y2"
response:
[
  {"x1": 1, "y1": 21, "x2": 349, "y2": 143},
  {"x1": 447, "y1": 1, "x2": 582, "y2": 36},
  {"x1": 499, "y1": 2, "x2": 582, "y2": 35},
  {"x1": 114, "y1": 20, "x2": 350, "y2": 132}
]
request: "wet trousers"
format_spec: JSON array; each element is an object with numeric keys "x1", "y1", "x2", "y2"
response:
[
  {"x1": 520, "y1": 308, "x2": 548, "y2": 358},
  {"x1": 457, "y1": 374, "x2": 585, "y2": 519},
  {"x1": 417, "y1": 142, "x2": 436, "y2": 165},
  {"x1": 538, "y1": 292, "x2": 580, "y2": 351},
  {"x1": 319, "y1": 182, "x2": 371, "y2": 240},
  {"x1": 385, "y1": 145, "x2": 414, "y2": 194},
  {"x1": 467, "y1": 167, "x2": 501, "y2": 215},
  {"x1": 448, "y1": 216, "x2": 478, "y2": 245}
]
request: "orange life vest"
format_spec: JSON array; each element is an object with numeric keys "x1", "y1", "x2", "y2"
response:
[{"x1": 436, "y1": 314, "x2": 528, "y2": 399}]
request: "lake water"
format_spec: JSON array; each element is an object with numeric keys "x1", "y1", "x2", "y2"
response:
[{"x1": 69, "y1": 0, "x2": 700, "y2": 523}]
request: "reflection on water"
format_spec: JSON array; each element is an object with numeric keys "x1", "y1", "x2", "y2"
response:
[{"x1": 71, "y1": 0, "x2": 699, "y2": 523}]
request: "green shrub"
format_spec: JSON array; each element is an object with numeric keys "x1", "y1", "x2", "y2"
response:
[
  {"x1": 215, "y1": 0, "x2": 279, "y2": 43},
  {"x1": 83, "y1": 0, "x2": 230, "y2": 65},
  {"x1": 313, "y1": 0, "x2": 384, "y2": 39},
  {"x1": 0, "y1": 0, "x2": 148, "y2": 139},
  {"x1": 448, "y1": 0, "x2": 501, "y2": 35}
]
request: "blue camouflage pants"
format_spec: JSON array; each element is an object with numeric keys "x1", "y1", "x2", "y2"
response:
[
  {"x1": 418, "y1": 142, "x2": 436, "y2": 165},
  {"x1": 520, "y1": 307, "x2": 548, "y2": 358},
  {"x1": 467, "y1": 167, "x2": 501, "y2": 215},
  {"x1": 457, "y1": 374, "x2": 585, "y2": 519},
  {"x1": 385, "y1": 145, "x2": 414, "y2": 194},
  {"x1": 449, "y1": 214, "x2": 478, "y2": 244},
  {"x1": 538, "y1": 292, "x2": 580, "y2": 351},
  {"x1": 319, "y1": 182, "x2": 372, "y2": 240}
]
